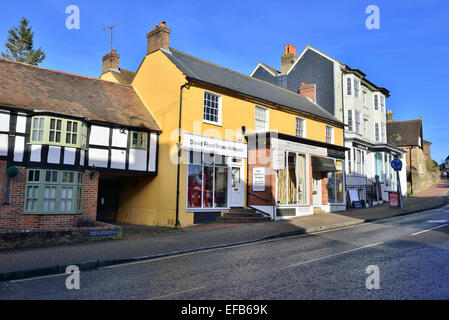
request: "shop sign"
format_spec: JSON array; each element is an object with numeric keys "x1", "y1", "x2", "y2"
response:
[
  {"x1": 183, "y1": 133, "x2": 247, "y2": 158},
  {"x1": 272, "y1": 150, "x2": 285, "y2": 170},
  {"x1": 252, "y1": 167, "x2": 266, "y2": 192},
  {"x1": 327, "y1": 148, "x2": 345, "y2": 159},
  {"x1": 271, "y1": 138, "x2": 327, "y2": 157}
]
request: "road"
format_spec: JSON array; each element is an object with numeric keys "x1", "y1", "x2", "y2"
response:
[{"x1": 2, "y1": 205, "x2": 449, "y2": 300}]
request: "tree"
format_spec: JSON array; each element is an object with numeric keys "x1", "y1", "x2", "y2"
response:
[{"x1": 1, "y1": 17, "x2": 45, "y2": 65}]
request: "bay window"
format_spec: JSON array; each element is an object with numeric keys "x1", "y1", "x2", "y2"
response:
[{"x1": 30, "y1": 116, "x2": 87, "y2": 148}]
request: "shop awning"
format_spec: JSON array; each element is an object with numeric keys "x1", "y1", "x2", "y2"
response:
[{"x1": 312, "y1": 157, "x2": 337, "y2": 172}]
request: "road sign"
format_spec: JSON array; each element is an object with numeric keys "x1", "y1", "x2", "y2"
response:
[{"x1": 391, "y1": 158, "x2": 402, "y2": 171}]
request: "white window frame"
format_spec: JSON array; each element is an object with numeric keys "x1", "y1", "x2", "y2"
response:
[
  {"x1": 354, "y1": 78, "x2": 360, "y2": 98},
  {"x1": 355, "y1": 111, "x2": 361, "y2": 134},
  {"x1": 347, "y1": 109, "x2": 353, "y2": 132},
  {"x1": 380, "y1": 95, "x2": 385, "y2": 112},
  {"x1": 374, "y1": 122, "x2": 380, "y2": 142},
  {"x1": 295, "y1": 117, "x2": 306, "y2": 138},
  {"x1": 325, "y1": 126, "x2": 334, "y2": 144},
  {"x1": 203, "y1": 91, "x2": 222, "y2": 126},
  {"x1": 254, "y1": 105, "x2": 269, "y2": 132},
  {"x1": 381, "y1": 123, "x2": 386, "y2": 143},
  {"x1": 363, "y1": 118, "x2": 368, "y2": 138},
  {"x1": 373, "y1": 94, "x2": 379, "y2": 111},
  {"x1": 346, "y1": 77, "x2": 352, "y2": 96}
]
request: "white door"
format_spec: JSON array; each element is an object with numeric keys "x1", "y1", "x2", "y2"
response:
[
  {"x1": 230, "y1": 166, "x2": 244, "y2": 207},
  {"x1": 312, "y1": 173, "x2": 322, "y2": 206}
]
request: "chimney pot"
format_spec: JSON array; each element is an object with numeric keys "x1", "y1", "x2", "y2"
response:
[
  {"x1": 147, "y1": 21, "x2": 171, "y2": 54},
  {"x1": 281, "y1": 43, "x2": 298, "y2": 73},
  {"x1": 102, "y1": 50, "x2": 120, "y2": 74}
]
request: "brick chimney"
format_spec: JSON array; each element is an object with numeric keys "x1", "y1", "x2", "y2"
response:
[
  {"x1": 386, "y1": 109, "x2": 394, "y2": 122},
  {"x1": 281, "y1": 44, "x2": 298, "y2": 73},
  {"x1": 102, "y1": 49, "x2": 120, "y2": 74},
  {"x1": 147, "y1": 21, "x2": 171, "y2": 54},
  {"x1": 299, "y1": 83, "x2": 316, "y2": 102}
]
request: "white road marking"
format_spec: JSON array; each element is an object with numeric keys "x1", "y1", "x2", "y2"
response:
[
  {"x1": 411, "y1": 224, "x2": 449, "y2": 236},
  {"x1": 147, "y1": 286, "x2": 206, "y2": 300},
  {"x1": 427, "y1": 220, "x2": 448, "y2": 223},
  {"x1": 9, "y1": 273, "x2": 66, "y2": 283},
  {"x1": 288, "y1": 242, "x2": 384, "y2": 268}
]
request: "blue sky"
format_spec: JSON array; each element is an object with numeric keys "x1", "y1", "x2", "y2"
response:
[{"x1": 1, "y1": 0, "x2": 449, "y2": 162}]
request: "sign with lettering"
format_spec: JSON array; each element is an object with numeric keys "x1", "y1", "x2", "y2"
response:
[
  {"x1": 183, "y1": 133, "x2": 247, "y2": 158},
  {"x1": 389, "y1": 192, "x2": 399, "y2": 208},
  {"x1": 252, "y1": 167, "x2": 266, "y2": 191},
  {"x1": 271, "y1": 138, "x2": 327, "y2": 157}
]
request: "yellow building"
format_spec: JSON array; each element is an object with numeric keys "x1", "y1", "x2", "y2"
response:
[{"x1": 100, "y1": 22, "x2": 347, "y2": 226}]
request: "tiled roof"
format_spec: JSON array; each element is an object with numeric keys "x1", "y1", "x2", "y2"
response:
[
  {"x1": 162, "y1": 48, "x2": 342, "y2": 124},
  {"x1": 387, "y1": 119, "x2": 422, "y2": 147},
  {"x1": 0, "y1": 59, "x2": 160, "y2": 131},
  {"x1": 107, "y1": 68, "x2": 136, "y2": 85}
]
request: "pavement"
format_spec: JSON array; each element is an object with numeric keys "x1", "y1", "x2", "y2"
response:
[{"x1": 0, "y1": 179, "x2": 448, "y2": 282}]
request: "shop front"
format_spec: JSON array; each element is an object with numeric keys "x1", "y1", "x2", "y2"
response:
[
  {"x1": 247, "y1": 132, "x2": 347, "y2": 220},
  {"x1": 183, "y1": 133, "x2": 247, "y2": 223}
]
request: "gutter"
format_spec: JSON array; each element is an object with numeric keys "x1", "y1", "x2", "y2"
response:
[
  {"x1": 175, "y1": 80, "x2": 190, "y2": 227},
  {"x1": 185, "y1": 77, "x2": 344, "y2": 129}
]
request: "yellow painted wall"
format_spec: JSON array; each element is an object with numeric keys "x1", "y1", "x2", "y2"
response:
[
  {"x1": 99, "y1": 72, "x2": 119, "y2": 83},
  {"x1": 116, "y1": 50, "x2": 344, "y2": 227}
]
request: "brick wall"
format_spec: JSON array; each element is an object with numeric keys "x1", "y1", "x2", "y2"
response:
[
  {"x1": 321, "y1": 172, "x2": 329, "y2": 205},
  {"x1": 0, "y1": 160, "x2": 99, "y2": 231}
]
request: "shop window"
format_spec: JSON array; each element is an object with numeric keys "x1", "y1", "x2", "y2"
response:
[
  {"x1": 187, "y1": 151, "x2": 229, "y2": 209},
  {"x1": 327, "y1": 160, "x2": 344, "y2": 203},
  {"x1": 24, "y1": 169, "x2": 84, "y2": 214},
  {"x1": 277, "y1": 152, "x2": 306, "y2": 205}
]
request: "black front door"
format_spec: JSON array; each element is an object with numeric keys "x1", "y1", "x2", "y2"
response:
[{"x1": 97, "y1": 179, "x2": 120, "y2": 221}]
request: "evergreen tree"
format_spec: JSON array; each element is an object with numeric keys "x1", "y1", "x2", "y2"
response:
[{"x1": 1, "y1": 17, "x2": 45, "y2": 65}]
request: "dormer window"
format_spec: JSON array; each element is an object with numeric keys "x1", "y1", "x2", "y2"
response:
[{"x1": 30, "y1": 116, "x2": 87, "y2": 148}]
